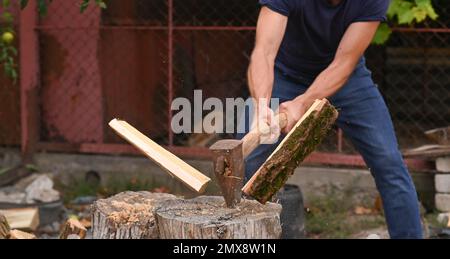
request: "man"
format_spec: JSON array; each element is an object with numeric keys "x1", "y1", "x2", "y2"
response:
[{"x1": 243, "y1": 0, "x2": 423, "y2": 239}]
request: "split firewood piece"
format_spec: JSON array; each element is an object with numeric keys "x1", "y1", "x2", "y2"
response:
[
  {"x1": 109, "y1": 119, "x2": 211, "y2": 193},
  {"x1": 0, "y1": 208, "x2": 40, "y2": 231},
  {"x1": 92, "y1": 191, "x2": 178, "y2": 239},
  {"x1": 59, "y1": 218, "x2": 87, "y2": 239},
  {"x1": 0, "y1": 214, "x2": 10, "y2": 239},
  {"x1": 243, "y1": 99, "x2": 339, "y2": 204},
  {"x1": 9, "y1": 229, "x2": 36, "y2": 239}
]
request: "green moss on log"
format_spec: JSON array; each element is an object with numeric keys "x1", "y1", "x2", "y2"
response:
[{"x1": 248, "y1": 103, "x2": 338, "y2": 204}]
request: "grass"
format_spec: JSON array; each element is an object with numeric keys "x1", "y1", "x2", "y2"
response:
[
  {"x1": 305, "y1": 187, "x2": 386, "y2": 239},
  {"x1": 425, "y1": 211, "x2": 448, "y2": 229},
  {"x1": 55, "y1": 176, "x2": 168, "y2": 204}
]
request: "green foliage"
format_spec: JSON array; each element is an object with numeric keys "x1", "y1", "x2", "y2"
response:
[
  {"x1": 305, "y1": 189, "x2": 386, "y2": 239},
  {"x1": 17, "y1": 0, "x2": 107, "y2": 16},
  {"x1": 373, "y1": 0, "x2": 439, "y2": 44},
  {"x1": 56, "y1": 176, "x2": 164, "y2": 204},
  {"x1": 0, "y1": 0, "x2": 107, "y2": 82},
  {"x1": 1, "y1": 0, "x2": 17, "y2": 82}
]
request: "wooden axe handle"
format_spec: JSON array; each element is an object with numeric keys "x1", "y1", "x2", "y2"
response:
[{"x1": 242, "y1": 112, "x2": 288, "y2": 159}]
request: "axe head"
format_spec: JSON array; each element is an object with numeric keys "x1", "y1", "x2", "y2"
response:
[{"x1": 210, "y1": 140, "x2": 244, "y2": 208}]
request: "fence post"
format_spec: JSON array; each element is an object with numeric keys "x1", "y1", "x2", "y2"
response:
[
  {"x1": 20, "y1": 2, "x2": 40, "y2": 162},
  {"x1": 167, "y1": 0, "x2": 174, "y2": 146}
]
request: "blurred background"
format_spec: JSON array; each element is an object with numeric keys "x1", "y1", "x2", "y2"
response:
[{"x1": 0, "y1": 0, "x2": 448, "y2": 160}]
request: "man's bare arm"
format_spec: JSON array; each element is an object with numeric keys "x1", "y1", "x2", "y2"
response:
[
  {"x1": 280, "y1": 21, "x2": 381, "y2": 132},
  {"x1": 248, "y1": 7, "x2": 287, "y2": 104},
  {"x1": 247, "y1": 7, "x2": 288, "y2": 143}
]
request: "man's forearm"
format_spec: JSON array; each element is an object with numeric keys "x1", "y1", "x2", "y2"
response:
[
  {"x1": 278, "y1": 57, "x2": 357, "y2": 133},
  {"x1": 299, "y1": 57, "x2": 358, "y2": 105},
  {"x1": 248, "y1": 49, "x2": 276, "y2": 105},
  {"x1": 299, "y1": 22, "x2": 380, "y2": 104}
]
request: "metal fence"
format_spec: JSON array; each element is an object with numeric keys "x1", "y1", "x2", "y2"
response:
[
  {"x1": 1, "y1": 0, "x2": 449, "y2": 168},
  {"x1": 0, "y1": 2, "x2": 21, "y2": 147}
]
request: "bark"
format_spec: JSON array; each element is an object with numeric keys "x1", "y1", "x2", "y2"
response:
[
  {"x1": 244, "y1": 101, "x2": 339, "y2": 204},
  {"x1": 0, "y1": 214, "x2": 10, "y2": 239}
]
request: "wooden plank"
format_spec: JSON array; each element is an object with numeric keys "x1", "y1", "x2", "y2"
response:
[
  {"x1": 0, "y1": 208, "x2": 39, "y2": 231},
  {"x1": 403, "y1": 145, "x2": 450, "y2": 158},
  {"x1": 109, "y1": 119, "x2": 211, "y2": 193},
  {"x1": 425, "y1": 127, "x2": 450, "y2": 145},
  {"x1": 20, "y1": 0, "x2": 40, "y2": 161},
  {"x1": 9, "y1": 229, "x2": 36, "y2": 240},
  {"x1": 243, "y1": 99, "x2": 338, "y2": 204}
]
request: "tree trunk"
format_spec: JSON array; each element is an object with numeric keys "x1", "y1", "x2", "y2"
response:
[
  {"x1": 243, "y1": 99, "x2": 338, "y2": 204},
  {"x1": 155, "y1": 196, "x2": 282, "y2": 239},
  {"x1": 91, "y1": 191, "x2": 177, "y2": 239}
]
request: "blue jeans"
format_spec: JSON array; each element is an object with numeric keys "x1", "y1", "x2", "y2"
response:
[{"x1": 239, "y1": 64, "x2": 423, "y2": 239}]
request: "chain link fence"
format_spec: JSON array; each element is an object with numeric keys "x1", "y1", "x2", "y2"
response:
[
  {"x1": 367, "y1": 0, "x2": 450, "y2": 150},
  {"x1": 0, "y1": 0, "x2": 448, "y2": 159},
  {"x1": 0, "y1": 2, "x2": 21, "y2": 146}
]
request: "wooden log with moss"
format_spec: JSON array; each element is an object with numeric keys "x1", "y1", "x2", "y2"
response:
[
  {"x1": 243, "y1": 99, "x2": 339, "y2": 204},
  {"x1": 91, "y1": 191, "x2": 178, "y2": 239},
  {"x1": 0, "y1": 214, "x2": 10, "y2": 239}
]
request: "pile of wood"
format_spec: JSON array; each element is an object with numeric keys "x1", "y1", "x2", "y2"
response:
[
  {"x1": 0, "y1": 207, "x2": 88, "y2": 240},
  {"x1": 404, "y1": 127, "x2": 450, "y2": 158},
  {"x1": 404, "y1": 126, "x2": 450, "y2": 212},
  {"x1": 91, "y1": 191, "x2": 282, "y2": 239},
  {"x1": 403, "y1": 126, "x2": 450, "y2": 212},
  {"x1": 0, "y1": 208, "x2": 40, "y2": 232},
  {"x1": 0, "y1": 212, "x2": 37, "y2": 239}
]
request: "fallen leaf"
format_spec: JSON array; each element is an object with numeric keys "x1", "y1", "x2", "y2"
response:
[
  {"x1": 373, "y1": 196, "x2": 383, "y2": 213},
  {"x1": 354, "y1": 206, "x2": 373, "y2": 215},
  {"x1": 152, "y1": 187, "x2": 171, "y2": 193}
]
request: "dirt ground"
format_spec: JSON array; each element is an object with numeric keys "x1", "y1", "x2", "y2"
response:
[{"x1": 2, "y1": 172, "x2": 448, "y2": 239}]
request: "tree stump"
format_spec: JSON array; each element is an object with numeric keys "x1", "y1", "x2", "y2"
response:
[
  {"x1": 92, "y1": 191, "x2": 178, "y2": 239},
  {"x1": 155, "y1": 196, "x2": 282, "y2": 239}
]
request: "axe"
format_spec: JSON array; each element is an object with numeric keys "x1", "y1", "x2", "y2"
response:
[
  {"x1": 210, "y1": 113, "x2": 288, "y2": 207},
  {"x1": 211, "y1": 99, "x2": 338, "y2": 207}
]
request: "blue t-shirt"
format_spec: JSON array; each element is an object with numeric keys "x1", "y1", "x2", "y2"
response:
[{"x1": 259, "y1": 0, "x2": 390, "y2": 79}]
